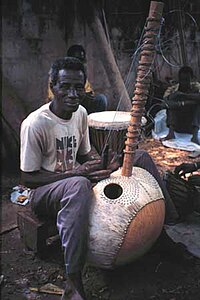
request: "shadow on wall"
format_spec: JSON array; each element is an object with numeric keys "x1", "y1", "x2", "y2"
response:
[{"x1": 2, "y1": 77, "x2": 28, "y2": 174}]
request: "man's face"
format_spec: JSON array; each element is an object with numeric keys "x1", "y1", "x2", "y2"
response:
[
  {"x1": 179, "y1": 72, "x2": 192, "y2": 90},
  {"x1": 52, "y1": 69, "x2": 85, "y2": 114}
]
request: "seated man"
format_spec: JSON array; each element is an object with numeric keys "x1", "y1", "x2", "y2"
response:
[
  {"x1": 163, "y1": 66, "x2": 200, "y2": 145},
  {"x1": 67, "y1": 44, "x2": 108, "y2": 114},
  {"x1": 20, "y1": 57, "x2": 192, "y2": 300},
  {"x1": 20, "y1": 57, "x2": 114, "y2": 300}
]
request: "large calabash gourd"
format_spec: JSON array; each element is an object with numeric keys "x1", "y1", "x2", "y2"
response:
[
  {"x1": 87, "y1": 167, "x2": 165, "y2": 268},
  {"x1": 87, "y1": 1, "x2": 165, "y2": 269}
]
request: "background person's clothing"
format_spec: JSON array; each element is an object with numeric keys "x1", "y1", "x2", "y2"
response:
[
  {"x1": 84, "y1": 79, "x2": 93, "y2": 93},
  {"x1": 166, "y1": 102, "x2": 200, "y2": 134},
  {"x1": 164, "y1": 82, "x2": 200, "y2": 133},
  {"x1": 83, "y1": 80, "x2": 108, "y2": 114}
]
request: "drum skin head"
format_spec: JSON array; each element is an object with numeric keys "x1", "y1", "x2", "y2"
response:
[
  {"x1": 88, "y1": 111, "x2": 131, "y2": 130},
  {"x1": 88, "y1": 111, "x2": 146, "y2": 129}
]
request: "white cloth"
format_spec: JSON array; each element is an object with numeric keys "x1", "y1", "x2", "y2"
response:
[
  {"x1": 20, "y1": 103, "x2": 91, "y2": 172},
  {"x1": 152, "y1": 109, "x2": 200, "y2": 152}
]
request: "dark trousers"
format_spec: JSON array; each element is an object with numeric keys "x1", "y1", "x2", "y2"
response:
[
  {"x1": 167, "y1": 104, "x2": 200, "y2": 133},
  {"x1": 30, "y1": 176, "x2": 92, "y2": 274}
]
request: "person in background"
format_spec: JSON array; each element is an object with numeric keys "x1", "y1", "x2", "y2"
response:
[
  {"x1": 163, "y1": 66, "x2": 200, "y2": 145},
  {"x1": 67, "y1": 44, "x2": 108, "y2": 114}
]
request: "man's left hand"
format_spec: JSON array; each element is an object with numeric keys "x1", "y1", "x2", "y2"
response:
[{"x1": 89, "y1": 152, "x2": 122, "y2": 183}]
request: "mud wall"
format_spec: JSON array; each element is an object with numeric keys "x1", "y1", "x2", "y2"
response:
[
  {"x1": 2, "y1": 0, "x2": 200, "y2": 113},
  {"x1": 2, "y1": 0, "x2": 67, "y2": 113}
]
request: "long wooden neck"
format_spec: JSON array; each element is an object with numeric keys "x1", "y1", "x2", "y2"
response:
[{"x1": 121, "y1": 1, "x2": 164, "y2": 177}]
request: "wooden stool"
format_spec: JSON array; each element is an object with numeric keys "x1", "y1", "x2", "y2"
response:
[{"x1": 17, "y1": 205, "x2": 58, "y2": 255}]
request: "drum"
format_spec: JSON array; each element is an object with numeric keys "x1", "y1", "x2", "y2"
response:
[
  {"x1": 87, "y1": 166, "x2": 165, "y2": 269},
  {"x1": 88, "y1": 111, "x2": 131, "y2": 155},
  {"x1": 88, "y1": 111, "x2": 146, "y2": 155}
]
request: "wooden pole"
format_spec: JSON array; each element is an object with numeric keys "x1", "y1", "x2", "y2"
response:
[
  {"x1": 121, "y1": 1, "x2": 164, "y2": 177},
  {"x1": 89, "y1": 15, "x2": 132, "y2": 111},
  {"x1": 177, "y1": 0, "x2": 188, "y2": 65}
]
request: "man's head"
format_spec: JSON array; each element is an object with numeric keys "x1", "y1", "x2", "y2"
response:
[
  {"x1": 67, "y1": 45, "x2": 86, "y2": 64},
  {"x1": 49, "y1": 57, "x2": 86, "y2": 118},
  {"x1": 49, "y1": 56, "x2": 86, "y2": 88},
  {"x1": 178, "y1": 66, "x2": 194, "y2": 91}
]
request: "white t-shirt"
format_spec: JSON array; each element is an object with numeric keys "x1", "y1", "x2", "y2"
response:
[{"x1": 20, "y1": 103, "x2": 91, "y2": 173}]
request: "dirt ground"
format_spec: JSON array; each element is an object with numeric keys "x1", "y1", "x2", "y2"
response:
[{"x1": 1, "y1": 138, "x2": 200, "y2": 300}]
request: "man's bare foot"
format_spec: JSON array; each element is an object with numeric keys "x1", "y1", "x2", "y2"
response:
[
  {"x1": 160, "y1": 128, "x2": 175, "y2": 141},
  {"x1": 61, "y1": 272, "x2": 86, "y2": 300},
  {"x1": 161, "y1": 132, "x2": 175, "y2": 141},
  {"x1": 61, "y1": 278, "x2": 86, "y2": 300}
]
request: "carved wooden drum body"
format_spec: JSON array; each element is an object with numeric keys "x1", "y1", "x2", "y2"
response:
[
  {"x1": 88, "y1": 111, "x2": 146, "y2": 155},
  {"x1": 87, "y1": 166, "x2": 165, "y2": 269},
  {"x1": 88, "y1": 111, "x2": 130, "y2": 155}
]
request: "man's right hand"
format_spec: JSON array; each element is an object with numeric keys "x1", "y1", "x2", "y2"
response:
[{"x1": 75, "y1": 159, "x2": 112, "y2": 182}]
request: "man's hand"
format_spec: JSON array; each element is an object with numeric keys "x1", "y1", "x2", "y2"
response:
[
  {"x1": 75, "y1": 152, "x2": 122, "y2": 183},
  {"x1": 75, "y1": 159, "x2": 102, "y2": 175},
  {"x1": 75, "y1": 159, "x2": 112, "y2": 182},
  {"x1": 107, "y1": 153, "x2": 123, "y2": 172},
  {"x1": 88, "y1": 153, "x2": 122, "y2": 183},
  {"x1": 175, "y1": 163, "x2": 198, "y2": 177}
]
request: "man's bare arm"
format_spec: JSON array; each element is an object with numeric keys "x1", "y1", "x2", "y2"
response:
[
  {"x1": 21, "y1": 168, "x2": 79, "y2": 189},
  {"x1": 77, "y1": 146, "x2": 100, "y2": 164},
  {"x1": 21, "y1": 157, "x2": 113, "y2": 189}
]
